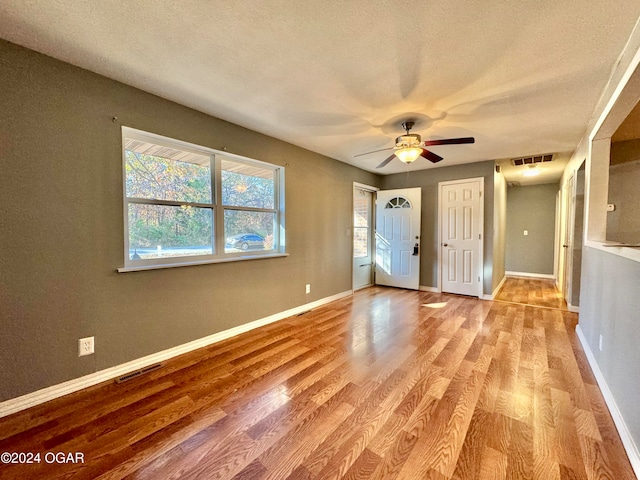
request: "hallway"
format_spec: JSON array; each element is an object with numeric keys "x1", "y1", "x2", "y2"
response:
[{"x1": 495, "y1": 276, "x2": 568, "y2": 310}]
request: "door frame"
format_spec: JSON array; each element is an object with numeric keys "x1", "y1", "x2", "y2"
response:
[
  {"x1": 437, "y1": 177, "x2": 485, "y2": 297},
  {"x1": 554, "y1": 189, "x2": 562, "y2": 287},
  {"x1": 562, "y1": 172, "x2": 576, "y2": 300},
  {"x1": 352, "y1": 182, "x2": 379, "y2": 291},
  {"x1": 558, "y1": 162, "x2": 584, "y2": 309}
]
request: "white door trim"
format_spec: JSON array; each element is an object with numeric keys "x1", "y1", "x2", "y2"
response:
[
  {"x1": 437, "y1": 177, "x2": 484, "y2": 297},
  {"x1": 353, "y1": 182, "x2": 380, "y2": 192}
]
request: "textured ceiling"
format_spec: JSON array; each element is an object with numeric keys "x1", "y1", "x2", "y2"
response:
[{"x1": 1, "y1": 1, "x2": 639, "y2": 183}]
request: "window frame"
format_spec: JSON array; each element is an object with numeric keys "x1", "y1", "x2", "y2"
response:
[{"x1": 119, "y1": 127, "x2": 286, "y2": 272}]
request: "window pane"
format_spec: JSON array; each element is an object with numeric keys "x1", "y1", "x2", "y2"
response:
[
  {"x1": 224, "y1": 210, "x2": 275, "y2": 252},
  {"x1": 128, "y1": 204, "x2": 213, "y2": 260},
  {"x1": 221, "y1": 159, "x2": 274, "y2": 209},
  {"x1": 125, "y1": 140, "x2": 212, "y2": 203},
  {"x1": 354, "y1": 195, "x2": 370, "y2": 227},
  {"x1": 354, "y1": 227, "x2": 369, "y2": 258}
]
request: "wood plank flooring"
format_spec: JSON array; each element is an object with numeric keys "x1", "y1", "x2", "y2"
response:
[
  {"x1": 494, "y1": 277, "x2": 567, "y2": 310},
  {"x1": 0, "y1": 279, "x2": 635, "y2": 479}
]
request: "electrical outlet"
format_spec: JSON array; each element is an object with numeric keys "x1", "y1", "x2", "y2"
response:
[
  {"x1": 79, "y1": 336, "x2": 95, "y2": 357},
  {"x1": 599, "y1": 335, "x2": 603, "y2": 352},
  {"x1": 305, "y1": 284, "x2": 311, "y2": 294}
]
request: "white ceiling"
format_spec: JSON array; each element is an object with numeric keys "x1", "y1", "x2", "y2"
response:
[{"x1": 1, "y1": 1, "x2": 639, "y2": 183}]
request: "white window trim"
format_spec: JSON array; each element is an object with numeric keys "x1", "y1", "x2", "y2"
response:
[
  {"x1": 119, "y1": 127, "x2": 286, "y2": 272},
  {"x1": 117, "y1": 252, "x2": 290, "y2": 273}
]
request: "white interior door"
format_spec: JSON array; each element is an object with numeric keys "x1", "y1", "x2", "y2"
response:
[
  {"x1": 562, "y1": 173, "x2": 575, "y2": 300},
  {"x1": 353, "y1": 186, "x2": 375, "y2": 290},
  {"x1": 375, "y1": 187, "x2": 421, "y2": 290},
  {"x1": 440, "y1": 179, "x2": 483, "y2": 297}
]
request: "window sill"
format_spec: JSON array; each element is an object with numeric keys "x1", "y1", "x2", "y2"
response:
[{"x1": 117, "y1": 252, "x2": 289, "y2": 273}]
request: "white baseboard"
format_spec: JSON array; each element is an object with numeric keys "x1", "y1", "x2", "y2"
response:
[
  {"x1": 419, "y1": 285, "x2": 439, "y2": 293},
  {"x1": 576, "y1": 325, "x2": 640, "y2": 478},
  {"x1": 483, "y1": 275, "x2": 507, "y2": 300},
  {"x1": 505, "y1": 271, "x2": 555, "y2": 280},
  {"x1": 0, "y1": 290, "x2": 353, "y2": 419},
  {"x1": 567, "y1": 302, "x2": 580, "y2": 313}
]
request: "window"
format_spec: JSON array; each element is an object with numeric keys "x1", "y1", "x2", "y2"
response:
[
  {"x1": 221, "y1": 159, "x2": 277, "y2": 253},
  {"x1": 121, "y1": 127, "x2": 284, "y2": 270},
  {"x1": 385, "y1": 197, "x2": 411, "y2": 209},
  {"x1": 353, "y1": 190, "x2": 371, "y2": 259}
]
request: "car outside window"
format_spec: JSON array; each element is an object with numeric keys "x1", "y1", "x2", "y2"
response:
[{"x1": 122, "y1": 127, "x2": 284, "y2": 270}]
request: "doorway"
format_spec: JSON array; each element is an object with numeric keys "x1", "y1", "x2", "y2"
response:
[
  {"x1": 561, "y1": 173, "x2": 575, "y2": 299},
  {"x1": 561, "y1": 162, "x2": 585, "y2": 310}
]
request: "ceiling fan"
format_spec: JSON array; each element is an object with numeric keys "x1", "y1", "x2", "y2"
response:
[{"x1": 355, "y1": 121, "x2": 475, "y2": 169}]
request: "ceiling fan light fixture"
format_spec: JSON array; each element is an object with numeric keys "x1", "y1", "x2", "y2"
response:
[
  {"x1": 395, "y1": 147, "x2": 422, "y2": 163},
  {"x1": 357, "y1": 120, "x2": 475, "y2": 169}
]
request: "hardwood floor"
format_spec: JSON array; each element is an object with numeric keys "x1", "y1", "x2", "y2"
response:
[
  {"x1": 494, "y1": 277, "x2": 567, "y2": 310},
  {"x1": 0, "y1": 280, "x2": 635, "y2": 479}
]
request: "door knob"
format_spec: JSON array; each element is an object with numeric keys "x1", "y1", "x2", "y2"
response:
[{"x1": 443, "y1": 243, "x2": 449, "y2": 247}]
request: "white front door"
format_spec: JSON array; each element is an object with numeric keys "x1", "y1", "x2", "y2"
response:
[
  {"x1": 375, "y1": 188, "x2": 421, "y2": 290},
  {"x1": 353, "y1": 186, "x2": 375, "y2": 290},
  {"x1": 440, "y1": 179, "x2": 483, "y2": 297}
]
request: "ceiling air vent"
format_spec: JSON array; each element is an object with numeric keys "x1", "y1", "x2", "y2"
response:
[{"x1": 511, "y1": 154, "x2": 553, "y2": 166}]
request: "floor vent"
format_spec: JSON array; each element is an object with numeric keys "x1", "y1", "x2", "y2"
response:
[
  {"x1": 115, "y1": 362, "x2": 163, "y2": 384},
  {"x1": 511, "y1": 154, "x2": 553, "y2": 166},
  {"x1": 296, "y1": 310, "x2": 312, "y2": 316}
]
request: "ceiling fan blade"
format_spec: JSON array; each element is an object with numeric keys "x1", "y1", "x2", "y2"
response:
[
  {"x1": 423, "y1": 137, "x2": 475, "y2": 146},
  {"x1": 353, "y1": 146, "x2": 394, "y2": 158},
  {"x1": 376, "y1": 154, "x2": 396, "y2": 168},
  {"x1": 420, "y1": 149, "x2": 443, "y2": 163}
]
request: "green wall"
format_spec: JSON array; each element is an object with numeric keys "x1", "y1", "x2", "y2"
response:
[
  {"x1": 579, "y1": 247, "x2": 640, "y2": 446},
  {"x1": 0, "y1": 40, "x2": 380, "y2": 401},
  {"x1": 505, "y1": 183, "x2": 558, "y2": 275}
]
